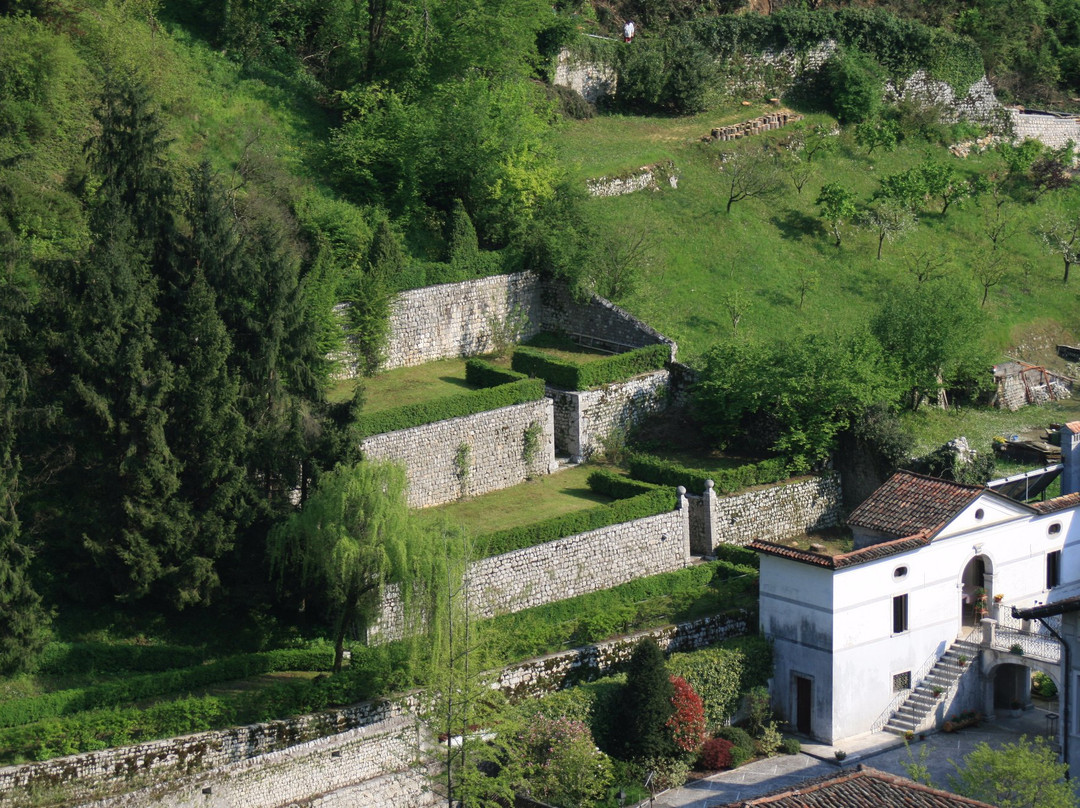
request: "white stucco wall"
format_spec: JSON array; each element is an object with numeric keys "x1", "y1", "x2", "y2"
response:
[{"x1": 761, "y1": 493, "x2": 1079, "y2": 743}]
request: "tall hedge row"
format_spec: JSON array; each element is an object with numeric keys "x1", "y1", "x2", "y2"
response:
[
  {"x1": 36, "y1": 642, "x2": 207, "y2": 676},
  {"x1": 586, "y1": 468, "x2": 658, "y2": 500},
  {"x1": 627, "y1": 453, "x2": 791, "y2": 495},
  {"x1": 355, "y1": 378, "x2": 545, "y2": 438},
  {"x1": 687, "y1": 7, "x2": 983, "y2": 93},
  {"x1": 476, "y1": 487, "x2": 676, "y2": 558},
  {"x1": 464, "y1": 358, "x2": 528, "y2": 388},
  {"x1": 511, "y1": 343, "x2": 669, "y2": 391},
  {"x1": 0, "y1": 649, "x2": 334, "y2": 729}
]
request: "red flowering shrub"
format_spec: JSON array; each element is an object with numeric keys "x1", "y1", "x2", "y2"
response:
[
  {"x1": 700, "y1": 737, "x2": 735, "y2": 770},
  {"x1": 666, "y1": 675, "x2": 707, "y2": 753}
]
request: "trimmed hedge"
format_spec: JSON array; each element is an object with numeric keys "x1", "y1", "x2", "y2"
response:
[
  {"x1": 476, "y1": 487, "x2": 675, "y2": 558},
  {"x1": 627, "y1": 453, "x2": 791, "y2": 495},
  {"x1": 464, "y1": 358, "x2": 528, "y2": 389},
  {"x1": 511, "y1": 343, "x2": 669, "y2": 391},
  {"x1": 586, "y1": 468, "x2": 658, "y2": 500},
  {"x1": 713, "y1": 543, "x2": 760, "y2": 569},
  {"x1": 0, "y1": 649, "x2": 334, "y2": 729},
  {"x1": 355, "y1": 378, "x2": 545, "y2": 438},
  {"x1": 36, "y1": 642, "x2": 206, "y2": 676}
]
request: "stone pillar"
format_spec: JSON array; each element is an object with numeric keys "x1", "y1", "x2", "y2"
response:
[
  {"x1": 677, "y1": 486, "x2": 691, "y2": 565},
  {"x1": 702, "y1": 479, "x2": 717, "y2": 555},
  {"x1": 981, "y1": 617, "x2": 996, "y2": 649}
]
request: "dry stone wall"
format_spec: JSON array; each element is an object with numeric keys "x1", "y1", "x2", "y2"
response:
[
  {"x1": 381, "y1": 273, "x2": 543, "y2": 371},
  {"x1": 886, "y1": 71, "x2": 1003, "y2": 123},
  {"x1": 539, "y1": 282, "x2": 676, "y2": 358},
  {"x1": 550, "y1": 370, "x2": 671, "y2": 461},
  {"x1": 370, "y1": 493, "x2": 691, "y2": 640},
  {"x1": 360, "y1": 399, "x2": 557, "y2": 508},
  {"x1": 699, "y1": 473, "x2": 842, "y2": 552},
  {"x1": 1009, "y1": 108, "x2": 1080, "y2": 150}
]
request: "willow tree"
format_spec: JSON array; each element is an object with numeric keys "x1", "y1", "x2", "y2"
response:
[{"x1": 268, "y1": 460, "x2": 426, "y2": 671}]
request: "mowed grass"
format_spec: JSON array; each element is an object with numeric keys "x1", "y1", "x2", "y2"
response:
[
  {"x1": 555, "y1": 108, "x2": 1080, "y2": 363},
  {"x1": 328, "y1": 358, "x2": 476, "y2": 407},
  {"x1": 416, "y1": 464, "x2": 613, "y2": 535}
]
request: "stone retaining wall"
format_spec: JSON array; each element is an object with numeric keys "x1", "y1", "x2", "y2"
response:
[
  {"x1": 371, "y1": 492, "x2": 691, "y2": 640},
  {"x1": 700, "y1": 472, "x2": 843, "y2": 552},
  {"x1": 360, "y1": 399, "x2": 557, "y2": 508},
  {"x1": 885, "y1": 71, "x2": 1004, "y2": 124},
  {"x1": 1009, "y1": 108, "x2": 1080, "y2": 150},
  {"x1": 550, "y1": 370, "x2": 671, "y2": 461},
  {"x1": 539, "y1": 282, "x2": 676, "y2": 359},
  {"x1": 494, "y1": 611, "x2": 751, "y2": 700},
  {"x1": 381, "y1": 273, "x2": 544, "y2": 371}
]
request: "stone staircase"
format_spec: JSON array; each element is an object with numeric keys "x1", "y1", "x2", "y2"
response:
[{"x1": 883, "y1": 639, "x2": 981, "y2": 737}]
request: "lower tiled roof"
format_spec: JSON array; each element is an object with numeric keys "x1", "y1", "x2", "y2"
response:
[
  {"x1": 750, "y1": 532, "x2": 931, "y2": 569},
  {"x1": 1032, "y1": 492, "x2": 1080, "y2": 514},
  {"x1": 721, "y1": 765, "x2": 998, "y2": 807}
]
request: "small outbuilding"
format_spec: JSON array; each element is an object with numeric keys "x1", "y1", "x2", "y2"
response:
[{"x1": 991, "y1": 360, "x2": 1073, "y2": 411}]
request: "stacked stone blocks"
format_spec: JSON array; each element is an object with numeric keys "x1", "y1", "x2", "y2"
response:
[{"x1": 708, "y1": 111, "x2": 803, "y2": 142}]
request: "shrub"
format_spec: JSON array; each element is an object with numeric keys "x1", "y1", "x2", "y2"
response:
[
  {"x1": 712, "y1": 544, "x2": 760, "y2": 568},
  {"x1": 629, "y1": 755, "x2": 691, "y2": 792},
  {"x1": 586, "y1": 468, "x2": 658, "y2": 500},
  {"x1": 36, "y1": 642, "x2": 206, "y2": 676},
  {"x1": 714, "y1": 726, "x2": 755, "y2": 766},
  {"x1": 354, "y1": 378, "x2": 545, "y2": 437},
  {"x1": 667, "y1": 676, "x2": 708, "y2": 755},
  {"x1": 516, "y1": 714, "x2": 614, "y2": 808},
  {"x1": 781, "y1": 737, "x2": 801, "y2": 755},
  {"x1": 667, "y1": 647, "x2": 742, "y2": 732},
  {"x1": 700, "y1": 737, "x2": 735, "y2": 770},
  {"x1": 511, "y1": 343, "x2": 668, "y2": 391},
  {"x1": 1032, "y1": 671, "x2": 1058, "y2": 699},
  {"x1": 822, "y1": 48, "x2": 884, "y2": 123}
]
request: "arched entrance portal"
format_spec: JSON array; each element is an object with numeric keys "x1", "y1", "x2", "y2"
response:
[
  {"x1": 993, "y1": 663, "x2": 1031, "y2": 711},
  {"x1": 961, "y1": 555, "x2": 993, "y2": 628}
]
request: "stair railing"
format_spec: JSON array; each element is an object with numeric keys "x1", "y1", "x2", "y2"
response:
[{"x1": 870, "y1": 643, "x2": 949, "y2": 733}]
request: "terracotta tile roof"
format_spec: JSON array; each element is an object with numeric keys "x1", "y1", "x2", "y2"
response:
[
  {"x1": 1064, "y1": 421, "x2": 1080, "y2": 434},
  {"x1": 721, "y1": 765, "x2": 998, "y2": 807},
  {"x1": 847, "y1": 471, "x2": 984, "y2": 540},
  {"x1": 1032, "y1": 491, "x2": 1080, "y2": 514},
  {"x1": 751, "y1": 532, "x2": 931, "y2": 570}
]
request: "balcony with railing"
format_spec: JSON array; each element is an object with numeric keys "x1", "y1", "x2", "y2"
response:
[{"x1": 974, "y1": 609, "x2": 1062, "y2": 663}]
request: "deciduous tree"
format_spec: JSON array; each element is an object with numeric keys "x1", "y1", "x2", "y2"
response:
[
  {"x1": 718, "y1": 146, "x2": 784, "y2": 214},
  {"x1": 950, "y1": 736, "x2": 1077, "y2": 808},
  {"x1": 816, "y1": 182, "x2": 857, "y2": 247}
]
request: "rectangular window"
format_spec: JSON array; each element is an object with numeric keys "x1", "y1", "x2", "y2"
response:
[
  {"x1": 893, "y1": 671, "x2": 911, "y2": 692},
  {"x1": 893, "y1": 594, "x2": 908, "y2": 634},
  {"x1": 1048, "y1": 551, "x2": 1062, "y2": 589}
]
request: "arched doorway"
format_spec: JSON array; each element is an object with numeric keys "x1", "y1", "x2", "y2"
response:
[
  {"x1": 993, "y1": 663, "x2": 1031, "y2": 711},
  {"x1": 961, "y1": 555, "x2": 993, "y2": 628}
]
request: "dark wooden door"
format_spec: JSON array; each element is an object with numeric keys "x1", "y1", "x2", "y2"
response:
[{"x1": 796, "y1": 676, "x2": 812, "y2": 735}]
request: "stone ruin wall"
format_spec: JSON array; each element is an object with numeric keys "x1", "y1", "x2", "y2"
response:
[
  {"x1": 687, "y1": 472, "x2": 843, "y2": 554},
  {"x1": 360, "y1": 399, "x2": 557, "y2": 508},
  {"x1": 586, "y1": 160, "x2": 679, "y2": 197},
  {"x1": 370, "y1": 496, "x2": 691, "y2": 640},
  {"x1": 550, "y1": 370, "x2": 672, "y2": 461},
  {"x1": 553, "y1": 47, "x2": 616, "y2": 104}
]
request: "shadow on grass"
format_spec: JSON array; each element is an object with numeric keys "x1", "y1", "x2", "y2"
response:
[
  {"x1": 438, "y1": 375, "x2": 474, "y2": 390},
  {"x1": 771, "y1": 210, "x2": 821, "y2": 241}
]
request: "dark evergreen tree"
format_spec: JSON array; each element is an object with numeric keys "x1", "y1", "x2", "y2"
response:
[
  {"x1": 447, "y1": 198, "x2": 479, "y2": 276},
  {"x1": 619, "y1": 638, "x2": 676, "y2": 759},
  {"x1": 0, "y1": 246, "x2": 51, "y2": 672},
  {"x1": 347, "y1": 218, "x2": 401, "y2": 375}
]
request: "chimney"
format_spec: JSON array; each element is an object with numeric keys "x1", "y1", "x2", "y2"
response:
[{"x1": 1061, "y1": 422, "x2": 1080, "y2": 496}]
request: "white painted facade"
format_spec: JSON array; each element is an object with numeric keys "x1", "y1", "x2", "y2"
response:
[{"x1": 759, "y1": 489, "x2": 1080, "y2": 744}]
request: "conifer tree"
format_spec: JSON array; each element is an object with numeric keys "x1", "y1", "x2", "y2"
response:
[
  {"x1": 448, "y1": 199, "x2": 479, "y2": 276},
  {"x1": 348, "y1": 218, "x2": 402, "y2": 375},
  {"x1": 619, "y1": 638, "x2": 676, "y2": 759}
]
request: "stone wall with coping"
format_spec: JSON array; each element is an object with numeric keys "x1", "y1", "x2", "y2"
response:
[
  {"x1": 699, "y1": 472, "x2": 843, "y2": 552},
  {"x1": 381, "y1": 273, "x2": 544, "y2": 371},
  {"x1": 370, "y1": 490, "x2": 692, "y2": 640},
  {"x1": 360, "y1": 399, "x2": 557, "y2": 508},
  {"x1": 550, "y1": 370, "x2": 671, "y2": 461},
  {"x1": 1009, "y1": 108, "x2": 1080, "y2": 150},
  {"x1": 344, "y1": 272, "x2": 676, "y2": 376},
  {"x1": 0, "y1": 700, "x2": 402, "y2": 808}
]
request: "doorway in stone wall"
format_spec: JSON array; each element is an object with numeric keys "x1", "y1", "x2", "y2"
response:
[
  {"x1": 961, "y1": 555, "x2": 993, "y2": 628},
  {"x1": 795, "y1": 676, "x2": 812, "y2": 736}
]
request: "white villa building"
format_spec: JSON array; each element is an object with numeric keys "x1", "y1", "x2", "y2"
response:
[{"x1": 751, "y1": 468, "x2": 1080, "y2": 746}]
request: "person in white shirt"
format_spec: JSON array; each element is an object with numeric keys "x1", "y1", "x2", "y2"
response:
[{"x1": 624, "y1": 19, "x2": 635, "y2": 42}]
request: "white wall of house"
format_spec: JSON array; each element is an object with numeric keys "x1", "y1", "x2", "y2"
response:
[{"x1": 762, "y1": 492, "x2": 1075, "y2": 744}]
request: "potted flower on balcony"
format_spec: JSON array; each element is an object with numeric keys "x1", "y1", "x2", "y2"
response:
[{"x1": 932, "y1": 685, "x2": 945, "y2": 699}]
